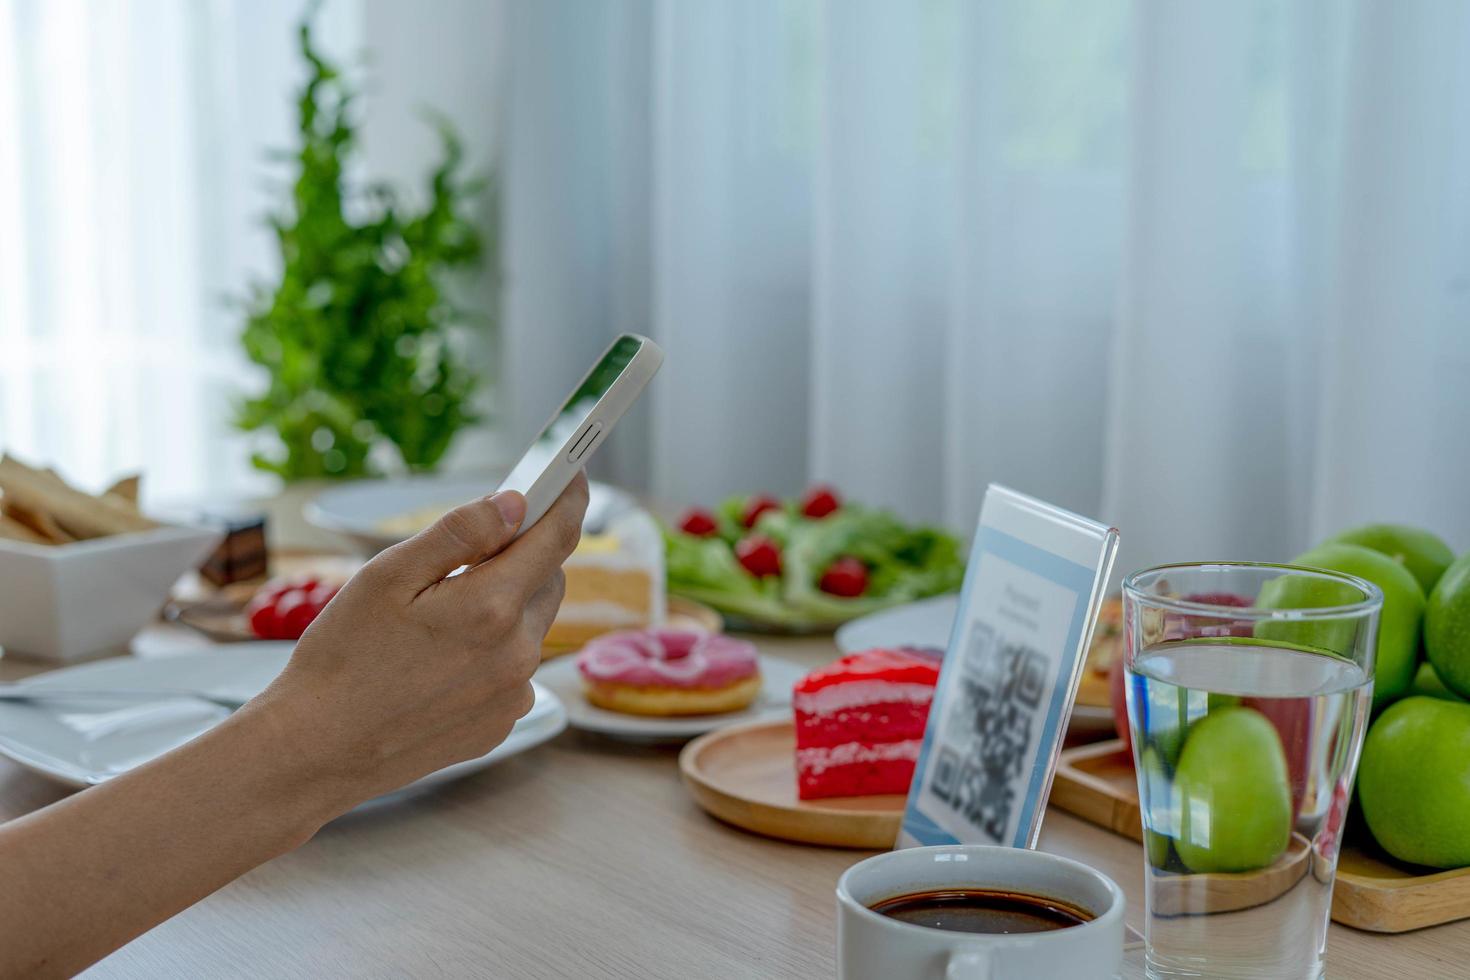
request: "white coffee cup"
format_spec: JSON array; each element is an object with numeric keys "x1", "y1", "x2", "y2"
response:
[{"x1": 836, "y1": 845, "x2": 1124, "y2": 980}]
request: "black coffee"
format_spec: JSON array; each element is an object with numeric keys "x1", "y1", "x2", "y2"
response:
[{"x1": 868, "y1": 888, "x2": 1093, "y2": 935}]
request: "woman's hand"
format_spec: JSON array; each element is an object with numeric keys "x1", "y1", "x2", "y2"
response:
[{"x1": 250, "y1": 473, "x2": 589, "y2": 810}]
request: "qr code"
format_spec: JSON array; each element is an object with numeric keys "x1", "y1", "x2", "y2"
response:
[{"x1": 927, "y1": 622, "x2": 1048, "y2": 843}]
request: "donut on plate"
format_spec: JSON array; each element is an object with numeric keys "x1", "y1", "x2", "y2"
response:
[{"x1": 575, "y1": 629, "x2": 761, "y2": 716}]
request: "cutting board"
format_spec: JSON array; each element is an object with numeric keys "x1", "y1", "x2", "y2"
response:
[{"x1": 1051, "y1": 738, "x2": 1470, "y2": 933}]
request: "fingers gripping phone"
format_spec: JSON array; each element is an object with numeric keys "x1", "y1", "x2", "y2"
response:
[{"x1": 498, "y1": 334, "x2": 663, "y2": 537}]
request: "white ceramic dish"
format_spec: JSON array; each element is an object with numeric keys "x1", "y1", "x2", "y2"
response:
[
  {"x1": 535, "y1": 654, "x2": 808, "y2": 742},
  {"x1": 833, "y1": 593, "x2": 959, "y2": 657},
  {"x1": 0, "y1": 524, "x2": 222, "y2": 663},
  {"x1": 304, "y1": 475, "x2": 636, "y2": 554},
  {"x1": 0, "y1": 645, "x2": 566, "y2": 799}
]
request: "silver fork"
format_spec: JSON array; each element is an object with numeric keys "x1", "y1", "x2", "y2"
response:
[{"x1": 0, "y1": 685, "x2": 248, "y2": 711}]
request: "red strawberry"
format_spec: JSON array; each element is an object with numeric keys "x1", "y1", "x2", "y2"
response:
[
  {"x1": 819, "y1": 557, "x2": 868, "y2": 597},
  {"x1": 800, "y1": 484, "x2": 841, "y2": 519},
  {"x1": 677, "y1": 508, "x2": 719, "y2": 537},
  {"x1": 735, "y1": 534, "x2": 782, "y2": 577},
  {"x1": 741, "y1": 494, "x2": 782, "y2": 528}
]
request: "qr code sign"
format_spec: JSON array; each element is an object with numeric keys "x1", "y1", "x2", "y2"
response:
[{"x1": 926, "y1": 621, "x2": 1049, "y2": 843}]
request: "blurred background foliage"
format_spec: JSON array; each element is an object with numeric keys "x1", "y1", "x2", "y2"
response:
[{"x1": 236, "y1": 10, "x2": 491, "y2": 481}]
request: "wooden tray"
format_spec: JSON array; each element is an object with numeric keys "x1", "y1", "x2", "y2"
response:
[
  {"x1": 679, "y1": 718, "x2": 904, "y2": 849},
  {"x1": 1051, "y1": 738, "x2": 1470, "y2": 933}
]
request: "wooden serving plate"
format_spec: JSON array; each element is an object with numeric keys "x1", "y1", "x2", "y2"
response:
[
  {"x1": 679, "y1": 718, "x2": 904, "y2": 849},
  {"x1": 1051, "y1": 738, "x2": 1470, "y2": 933},
  {"x1": 1151, "y1": 834, "x2": 1313, "y2": 917},
  {"x1": 1050, "y1": 740, "x2": 1146, "y2": 842}
]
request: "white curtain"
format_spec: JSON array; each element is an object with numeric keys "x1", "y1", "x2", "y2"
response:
[
  {"x1": 5, "y1": 1, "x2": 1468, "y2": 576},
  {"x1": 505, "y1": 0, "x2": 1470, "y2": 577},
  {"x1": 0, "y1": 0, "x2": 373, "y2": 504}
]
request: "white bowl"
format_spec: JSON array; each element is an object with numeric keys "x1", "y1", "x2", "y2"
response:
[
  {"x1": 0, "y1": 524, "x2": 222, "y2": 663},
  {"x1": 304, "y1": 475, "x2": 637, "y2": 554}
]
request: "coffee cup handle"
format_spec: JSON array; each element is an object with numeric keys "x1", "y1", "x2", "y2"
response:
[{"x1": 945, "y1": 949, "x2": 991, "y2": 980}]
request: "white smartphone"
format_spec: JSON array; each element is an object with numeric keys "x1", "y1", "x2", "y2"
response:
[{"x1": 497, "y1": 333, "x2": 663, "y2": 536}]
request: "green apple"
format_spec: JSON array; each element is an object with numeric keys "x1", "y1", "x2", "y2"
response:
[
  {"x1": 1173, "y1": 707, "x2": 1292, "y2": 874},
  {"x1": 1255, "y1": 569, "x2": 1364, "y2": 657},
  {"x1": 1326, "y1": 523, "x2": 1454, "y2": 595},
  {"x1": 1258, "y1": 543, "x2": 1425, "y2": 707},
  {"x1": 1409, "y1": 661, "x2": 1466, "y2": 703},
  {"x1": 1140, "y1": 688, "x2": 1238, "y2": 768},
  {"x1": 1358, "y1": 696, "x2": 1470, "y2": 868},
  {"x1": 1138, "y1": 747, "x2": 1175, "y2": 870},
  {"x1": 1427, "y1": 553, "x2": 1470, "y2": 699}
]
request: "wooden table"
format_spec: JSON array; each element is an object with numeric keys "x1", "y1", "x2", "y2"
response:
[{"x1": 3, "y1": 631, "x2": 1469, "y2": 978}]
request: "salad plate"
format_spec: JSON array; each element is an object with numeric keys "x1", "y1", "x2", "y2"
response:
[
  {"x1": 0, "y1": 645, "x2": 566, "y2": 799},
  {"x1": 666, "y1": 487, "x2": 965, "y2": 633}
]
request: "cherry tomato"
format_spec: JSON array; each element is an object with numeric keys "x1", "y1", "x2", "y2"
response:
[
  {"x1": 252, "y1": 580, "x2": 291, "y2": 607},
  {"x1": 247, "y1": 578, "x2": 339, "y2": 640},
  {"x1": 818, "y1": 556, "x2": 868, "y2": 597},
  {"x1": 735, "y1": 534, "x2": 782, "y2": 578},
  {"x1": 273, "y1": 591, "x2": 319, "y2": 640},
  {"x1": 678, "y1": 508, "x2": 719, "y2": 537},
  {"x1": 740, "y1": 494, "x2": 782, "y2": 529},
  {"x1": 248, "y1": 601, "x2": 283, "y2": 640},
  {"x1": 800, "y1": 485, "x2": 841, "y2": 519},
  {"x1": 306, "y1": 582, "x2": 340, "y2": 608}
]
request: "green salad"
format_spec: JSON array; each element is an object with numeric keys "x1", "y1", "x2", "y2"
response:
[{"x1": 665, "y1": 486, "x2": 966, "y2": 630}]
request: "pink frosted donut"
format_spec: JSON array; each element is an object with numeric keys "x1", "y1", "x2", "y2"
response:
[
  {"x1": 577, "y1": 629, "x2": 759, "y2": 690},
  {"x1": 576, "y1": 629, "x2": 763, "y2": 716}
]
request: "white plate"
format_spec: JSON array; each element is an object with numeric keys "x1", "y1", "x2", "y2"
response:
[
  {"x1": 304, "y1": 475, "x2": 637, "y2": 554},
  {"x1": 834, "y1": 594, "x2": 959, "y2": 656},
  {"x1": 535, "y1": 654, "x2": 808, "y2": 741},
  {"x1": 0, "y1": 645, "x2": 567, "y2": 799}
]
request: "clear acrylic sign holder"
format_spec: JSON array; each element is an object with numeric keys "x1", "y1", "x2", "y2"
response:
[{"x1": 899, "y1": 484, "x2": 1119, "y2": 850}]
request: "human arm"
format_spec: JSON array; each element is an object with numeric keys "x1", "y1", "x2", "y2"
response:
[{"x1": 0, "y1": 475, "x2": 588, "y2": 977}]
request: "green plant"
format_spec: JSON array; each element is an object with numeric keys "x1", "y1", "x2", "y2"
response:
[{"x1": 236, "y1": 11, "x2": 490, "y2": 480}]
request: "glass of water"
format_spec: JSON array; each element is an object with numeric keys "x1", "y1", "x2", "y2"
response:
[{"x1": 1122, "y1": 562, "x2": 1382, "y2": 980}]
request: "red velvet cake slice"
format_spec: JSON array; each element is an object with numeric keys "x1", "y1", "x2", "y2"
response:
[{"x1": 793, "y1": 648, "x2": 940, "y2": 800}]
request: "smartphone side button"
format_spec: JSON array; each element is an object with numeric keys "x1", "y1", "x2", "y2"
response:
[{"x1": 568, "y1": 421, "x2": 603, "y2": 462}]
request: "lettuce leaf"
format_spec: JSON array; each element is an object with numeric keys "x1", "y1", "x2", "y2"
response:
[{"x1": 665, "y1": 499, "x2": 965, "y2": 630}]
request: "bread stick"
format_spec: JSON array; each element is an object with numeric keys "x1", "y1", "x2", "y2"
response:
[
  {"x1": 0, "y1": 511, "x2": 52, "y2": 545},
  {"x1": 0, "y1": 455, "x2": 156, "y2": 538}
]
